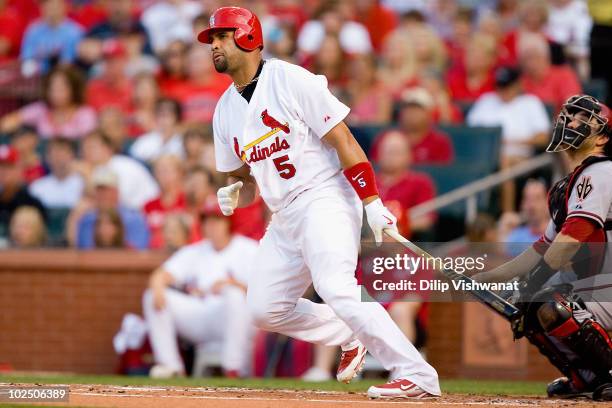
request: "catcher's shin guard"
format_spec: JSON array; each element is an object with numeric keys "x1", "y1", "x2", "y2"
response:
[
  {"x1": 537, "y1": 296, "x2": 612, "y2": 386},
  {"x1": 525, "y1": 331, "x2": 589, "y2": 390},
  {"x1": 562, "y1": 320, "x2": 612, "y2": 383}
]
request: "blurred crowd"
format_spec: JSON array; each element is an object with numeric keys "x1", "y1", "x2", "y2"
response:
[{"x1": 0, "y1": 0, "x2": 608, "y2": 251}]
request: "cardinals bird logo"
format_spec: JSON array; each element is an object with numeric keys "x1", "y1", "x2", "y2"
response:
[{"x1": 261, "y1": 110, "x2": 290, "y2": 134}]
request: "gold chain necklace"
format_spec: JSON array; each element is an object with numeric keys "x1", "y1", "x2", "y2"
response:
[{"x1": 234, "y1": 76, "x2": 260, "y2": 92}]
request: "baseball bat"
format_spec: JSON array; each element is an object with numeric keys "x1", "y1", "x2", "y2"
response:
[{"x1": 383, "y1": 229, "x2": 520, "y2": 320}]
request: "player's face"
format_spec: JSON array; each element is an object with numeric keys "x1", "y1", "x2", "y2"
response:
[
  {"x1": 567, "y1": 111, "x2": 591, "y2": 131},
  {"x1": 210, "y1": 30, "x2": 240, "y2": 73}
]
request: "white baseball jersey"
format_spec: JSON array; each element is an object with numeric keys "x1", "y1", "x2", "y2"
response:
[
  {"x1": 542, "y1": 160, "x2": 612, "y2": 303},
  {"x1": 163, "y1": 235, "x2": 258, "y2": 293},
  {"x1": 213, "y1": 59, "x2": 350, "y2": 212},
  {"x1": 543, "y1": 160, "x2": 612, "y2": 244}
]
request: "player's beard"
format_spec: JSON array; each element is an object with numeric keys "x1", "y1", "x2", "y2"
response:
[
  {"x1": 213, "y1": 56, "x2": 229, "y2": 73},
  {"x1": 568, "y1": 135, "x2": 598, "y2": 161}
]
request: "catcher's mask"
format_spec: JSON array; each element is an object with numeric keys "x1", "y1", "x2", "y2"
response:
[{"x1": 547, "y1": 94, "x2": 610, "y2": 152}]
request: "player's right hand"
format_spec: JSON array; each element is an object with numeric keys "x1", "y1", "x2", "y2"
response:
[
  {"x1": 364, "y1": 198, "x2": 398, "y2": 246},
  {"x1": 217, "y1": 181, "x2": 243, "y2": 216}
]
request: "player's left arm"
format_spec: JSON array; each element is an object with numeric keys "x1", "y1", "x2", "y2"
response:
[
  {"x1": 521, "y1": 164, "x2": 611, "y2": 295},
  {"x1": 322, "y1": 121, "x2": 398, "y2": 244}
]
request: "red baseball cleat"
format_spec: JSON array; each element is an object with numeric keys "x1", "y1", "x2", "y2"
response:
[
  {"x1": 336, "y1": 341, "x2": 367, "y2": 383},
  {"x1": 367, "y1": 378, "x2": 436, "y2": 399},
  {"x1": 224, "y1": 369, "x2": 241, "y2": 378}
]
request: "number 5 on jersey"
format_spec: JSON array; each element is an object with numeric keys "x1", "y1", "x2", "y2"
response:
[{"x1": 273, "y1": 154, "x2": 296, "y2": 179}]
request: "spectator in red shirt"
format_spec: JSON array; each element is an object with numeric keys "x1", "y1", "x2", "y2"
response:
[
  {"x1": 447, "y1": 33, "x2": 497, "y2": 103},
  {"x1": 143, "y1": 154, "x2": 186, "y2": 249},
  {"x1": 11, "y1": 126, "x2": 44, "y2": 184},
  {"x1": 371, "y1": 88, "x2": 455, "y2": 165},
  {"x1": 0, "y1": 0, "x2": 26, "y2": 62},
  {"x1": 501, "y1": 0, "x2": 550, "y2": 66},
  {"x1": 86, "y1": 39, "x2": 133, "y2": 112},
  {"x1": 519, "y1": 34, "x2": 581, "y2": 111},
  {"x1": 8, "y1": 0, "x2": 39, "y2": 27},
  {"x1": 167, "y1": 46, "x2": 231, "y2": 124},
  {"x1": 268, "y1": 0, "x2": 308, "y2": 33},
  {"x1": 70, "y1": 0, "x2": 108, "y2": 31},
  {"x1": 375, "y1": 130, "x2": 436, "y2": 238},
  {"x1": 157, "y1": 40, "x2": 190, "y2": 98},
  {"x1": 128, "y1": 72, "x2": 159, "y2": 137},
  {"x1": 445, "y1": 7, "x2": 474, "y2": 69},
  {"x1": 354, "y1": 0, "x2": 398, "y2": 52}
]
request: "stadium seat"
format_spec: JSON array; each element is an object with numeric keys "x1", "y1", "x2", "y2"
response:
[
  {"x1": 46, "y1": 207, "x2": 71, "y2": 246},
  {"x1": 414, "y1": 126, "x2": 502, "y2": 219},
  {"x1": 438, "y1": 125, "x2": 501, "y2": 173},
  {"x1": 36, "y1": 139, "x2": 48, "y2": 157},
  {"x1": 582, "y1": 78, "x2": 608, "y2": 103},
  {"x1": 349, "y1": 125, "x2": 388, "y2": 155}
]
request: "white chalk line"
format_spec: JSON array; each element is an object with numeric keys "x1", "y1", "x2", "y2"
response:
[
  {"x1": 68, "y1": 391, "x2": 560, "y2": 406},
  {"x1": 3, "y1": 383, "x2": 573, "y2": 407}
]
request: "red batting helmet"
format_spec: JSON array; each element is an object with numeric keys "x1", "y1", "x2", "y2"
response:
[{"x1": 197, "y1": 7, "x2": 263, "y2": 51}]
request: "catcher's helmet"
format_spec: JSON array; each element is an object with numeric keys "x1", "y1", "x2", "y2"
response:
[
  {"x1": 197, "y1": 7, "x2": 263, "y2": 51},
  {"x1": 547, "y1": 94, "x2": 611, "y2": 152}
]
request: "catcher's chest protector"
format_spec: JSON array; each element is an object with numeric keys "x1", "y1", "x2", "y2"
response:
[{"x1": 548, "y1": 156, "x2": 612, "y2": 233}]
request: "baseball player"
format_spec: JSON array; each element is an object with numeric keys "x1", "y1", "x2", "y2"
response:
[
  {"x1": 473, "y1": 95, "x2": 612, "y2": 401},
  {"x1": 198, "y1": 6, "x2": 440, "y2": 399},
  {"x1": 143, "y1": 203, "x2": 257, "y2": 378}
]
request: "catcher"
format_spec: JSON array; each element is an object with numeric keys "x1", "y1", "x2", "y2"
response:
[{"x1": 473, "y1": 94, "x2": 612, "y2": 401}]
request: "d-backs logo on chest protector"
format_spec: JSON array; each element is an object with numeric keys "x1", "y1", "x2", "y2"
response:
[
  {"x1": 548, "y1": 156, "x2": 612, "y2": 278},
  {"x1": 233, "y1": 110, "x2": 291, "y2": 163},
  {"x1": 548, "y1": 156, "x2": 612, "y2": 232}
]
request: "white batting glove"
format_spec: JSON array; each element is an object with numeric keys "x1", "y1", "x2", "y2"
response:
[
  {"x1": 364, "y1": 198, "x2": 398, "y2": 246},
  {"x1": 217, "y1": 181, "x2": 243, "y2": 216}
]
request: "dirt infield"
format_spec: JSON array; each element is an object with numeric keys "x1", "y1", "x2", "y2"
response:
[{"x1": 19, "y1": 384, "x2": 602, "y2": 408}]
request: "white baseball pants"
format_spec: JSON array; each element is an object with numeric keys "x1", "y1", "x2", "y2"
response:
[
  {"x1": 246, "y1": 175, "x2": 441, "y2": 395},
  {"x1": 142, "y1": 286, "x2": 253, "y2": 375}
]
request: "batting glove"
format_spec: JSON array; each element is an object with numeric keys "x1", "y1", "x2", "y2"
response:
[
  {"x1": 364, "y1": 198, "x2": 398, "y2": 245},
  {"x1": 217, "y1": 181, "x2": 243, "y2": 216}
]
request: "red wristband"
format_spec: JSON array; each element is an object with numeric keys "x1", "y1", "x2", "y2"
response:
[
  {"x1": 343, "y1": 162, "x2": 379, "y2": 200},
  {"x1": 532, "y1": 236, "x2": 550, "y2": 256}
]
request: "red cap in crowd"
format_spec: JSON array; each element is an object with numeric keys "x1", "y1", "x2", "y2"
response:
[
  {"x1": 0, "y1": 145, "x2": 19, "y2": 165},
  {"x1": 102, "y1": 39, "x2": 127, "y2": 59}
]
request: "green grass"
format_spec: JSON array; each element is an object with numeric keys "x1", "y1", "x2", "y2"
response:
[{"x1": 0, "y1": 373, "x2": 546, "y2": 397}]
